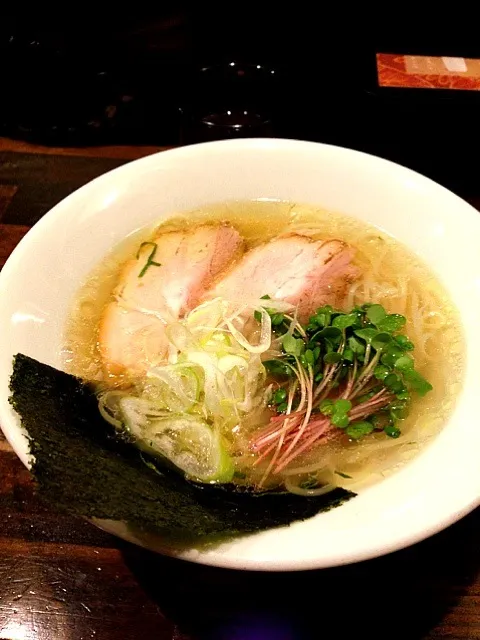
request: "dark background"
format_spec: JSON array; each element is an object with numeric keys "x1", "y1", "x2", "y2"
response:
[
  {"x1": 1, "y1": 9, "x2": 480, "y2": 194},
  {"x1": 1, "y1": 11, "x2": 480, "y2": 639}
]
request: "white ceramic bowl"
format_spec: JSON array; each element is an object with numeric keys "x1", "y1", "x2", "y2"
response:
[{"x1": 1, "y1": 138, "x2": 479, "y2": 571}]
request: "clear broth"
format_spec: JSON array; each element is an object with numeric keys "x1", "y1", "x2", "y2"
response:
[{"x1": 63, "y1": 200, "x2": 464, "y2": 490}]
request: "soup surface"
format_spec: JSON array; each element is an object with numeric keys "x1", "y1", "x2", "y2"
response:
[{"x1": 63, "y1": 200, "x2": 464, "y2": 492}]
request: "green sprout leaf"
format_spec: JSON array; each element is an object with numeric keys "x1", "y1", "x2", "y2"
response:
[
  {"x1": 312, "y1": 327, "x2": 342, "y2": 341},
  {"x1": 381, "y1": 346, "x2": 406, "y2": 367},
  {"x1": 333, "y1": 399, "x2": 352, "y2": 414},
  {"x1": 394, "y1": 335, "x2": 415, "y2": 351},
  {"x1": 354, "y1": 328, "x2": 378, "y2": 344},
  {"x1": 348, "y1": 336, "x2": 365, "y2": 355},
  {"x1": 389, "y1": 402, "x2": 409, "y2": 420},
  {"x1": 271, "y1": 313, "x2": 285, "y2": 326},
  {"x1": 384, "y1": 424, "x2": 401, "y2": 438},
  {"x1": 332, "y1": 313, "x2": 359, "y2": 330},
  {"x1": 366, "y1": 304, "x2": 387, "y2": 325},
  {"x1": 346, "y1": 421, "x2": 374, "y2": 440},
  {"x1": 264, "y1": 360, "x2": 293, "y2": 377},
  {"x1": 309, "y1": 305, "x2": 335, "y2": 329},
  {"x1": 282, "y1": 334, "x2": 296, "y2": 354},
  {"x1": 282, "y1": 335, "x2": 304, "y2": 357},
  {"x1": 273, "y1": 388, "x2": 287, "y2": 405},
  {"x1": 319, "y1": 399, "x2": 334, "y2": 416},
  {"x1": 378, "y1": 314, "x2": 406, "y2": 332},
  {"x1": 394, "y1": 355, "x2": 414, "y2": 372},
  {"x1": 371, "y1": 332, "x2": 393, "y2": 351},
  {"x1": 332, "y1": 414, "x2": 350, "y2": 428},
  {"x1": 403, "y1": 369, "x2": 433, "y2": 397},
  {"x1": 323, "y1": 352, "x2": 343, "y2": 365},
  {"x1": 374, "y1": 365, "x2": 390, "y2": 381},
  {"x1": 383, "y1": 373, "x2": 404, "y2": 393}
]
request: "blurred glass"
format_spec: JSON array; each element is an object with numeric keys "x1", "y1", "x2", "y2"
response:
[{"x1": 180, "y1": 61, "x2": 277, "y2": 143}]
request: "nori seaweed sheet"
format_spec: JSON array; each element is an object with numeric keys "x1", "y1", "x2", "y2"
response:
[{"x1": 9, "y1": 354, "x2": 356, "y2": 540}]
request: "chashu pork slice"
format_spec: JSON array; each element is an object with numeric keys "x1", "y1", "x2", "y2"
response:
[
  {"x1": 205, "y1": 234, "x2": 357, "y2": 322},
  {"x1": 99, "y1": 222, "x2": 243, "y2": 381}
]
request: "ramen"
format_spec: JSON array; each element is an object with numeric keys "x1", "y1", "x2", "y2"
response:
[{"x1": 63, "y1": 200, "x2": 464, "y2": 495}]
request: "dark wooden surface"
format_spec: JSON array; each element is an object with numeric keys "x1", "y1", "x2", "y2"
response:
[{"x1": 0, "y1": 137, "x2": 479, "y2": 640}]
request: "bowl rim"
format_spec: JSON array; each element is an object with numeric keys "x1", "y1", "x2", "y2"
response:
[{"x1": 1, "y1": 137, "x2": 479, "y2": 571}]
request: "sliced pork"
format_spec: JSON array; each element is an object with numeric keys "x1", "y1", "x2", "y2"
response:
[
  {"x1": 205, "y1": 234, "x2": 357, "y2": 321},
  {"x1": 99, "y1": 223, "x2": 243, "y2": 380}
]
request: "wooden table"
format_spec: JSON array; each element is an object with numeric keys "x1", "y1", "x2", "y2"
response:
[{"x1": 1, "y1": 137, "x2": 479, "y2": 640}]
